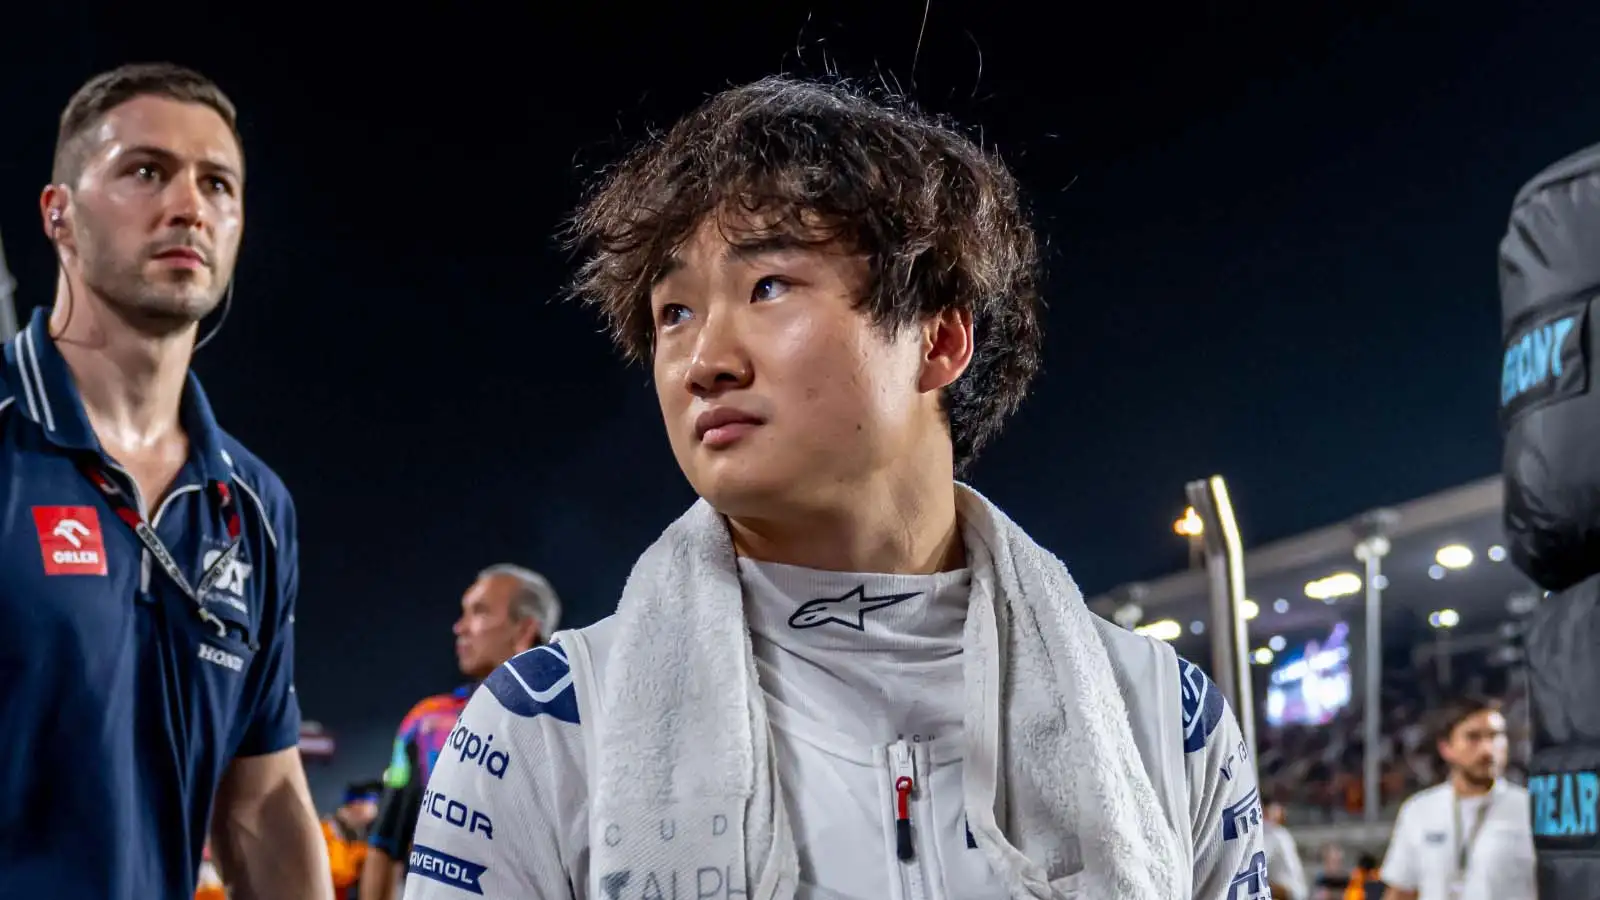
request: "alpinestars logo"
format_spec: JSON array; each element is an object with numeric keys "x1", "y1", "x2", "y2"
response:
[{"x1": 788, "y1": 585, "x2": 920, "y2": 631}]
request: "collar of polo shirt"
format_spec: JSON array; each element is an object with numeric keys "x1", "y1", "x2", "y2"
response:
[{"x1": 6, "y1": 307, "x2": 234, "y2": 484}]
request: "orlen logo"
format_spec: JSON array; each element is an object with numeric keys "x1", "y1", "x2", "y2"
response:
[
  {"x1": 198, "y1": 643, "x2": 245, "y2": 672},
  {"x1": 447, "y1": 721, "x2": 510, "y2": 779},
  {"x1": 32, "y1": 506, "x2": 108, "y2": 576}
]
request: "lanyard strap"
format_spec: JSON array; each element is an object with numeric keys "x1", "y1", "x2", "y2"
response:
[
  {"x1": 1454, "y1": 790, "x2": 1495, "y2": 875},
  {"x1": 77, "y1": 460, "x2": 243, "y2": 639}
]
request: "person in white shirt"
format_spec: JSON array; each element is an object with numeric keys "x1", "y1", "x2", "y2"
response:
[
  {"x1": 1380, "y1": 697, "x2": 1535, "y2": 900},
  {"x1": 403, "y1": 75, "x2": 1265, "y2": 900},
  {"x1": 1262, "y1": 799, "x2": 1307, "y2": 900}
]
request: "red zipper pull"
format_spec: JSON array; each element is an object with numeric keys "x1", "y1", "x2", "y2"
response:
[{"x1": 895, "y1": 775, "x2": 915, "y2": 861}]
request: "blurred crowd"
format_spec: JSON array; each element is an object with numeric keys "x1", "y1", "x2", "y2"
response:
[{"x1": 1258, "y1": 655, "x2": 1530, "y2": 825}]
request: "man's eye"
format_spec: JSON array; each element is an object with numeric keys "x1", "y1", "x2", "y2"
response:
[
  {"x1": 659, "y1": 303, "x2": 692, "y2": 326},
  {"x1": 751, "y1": 276, "x2": 790, "y2": 302},
  {"x1": 134, "y1": 165, "x2": 161, "y2": 182},
  {"x1": 206, "y1": 176, "x2": 234, "y2": 195}
]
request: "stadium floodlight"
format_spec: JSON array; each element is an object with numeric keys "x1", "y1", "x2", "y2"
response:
[
  {"x1": 1273, "y1": 598, "x2": 1290, "y2": 614},
  {"x1": 1189, "y1": 620, "x2": 1207, "y2": 635},
  {"x1": 1252, "y1": 647, "x2": 1275, "y2": 665},
  {"x1": 1435, "y1": 544, "x2": 1474, "y2": 569},
  {"x1": 1304, "y1": 572, "x2": 1362, "y2": 601},
  {"x1": 1428, "y1": 565, "x2": 1446, "y2": 581},
  {"x1": 1240, "y1": 598, "x2": 1260, "y2": 620},
  {"x1": 1488, "y1": 544, "x2": 1507, "y2": 562},
  {"x1": 1268, "y1": 635, "x2": 1286, "y2": 652},
  {"x1": 1173, "y1": 506, "x2": 1204, "y2": 537},
  {"x1": 1134, "y1": 619, "x2": 1183, "y2": 642},
  {"x1": 1428, "y1": 609, "x2": 1461, "y2": 629}
]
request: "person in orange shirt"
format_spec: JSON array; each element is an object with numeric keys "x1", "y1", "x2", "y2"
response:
[{"x1": 323, "y1": 780, "x2": 382, "y2": 900}]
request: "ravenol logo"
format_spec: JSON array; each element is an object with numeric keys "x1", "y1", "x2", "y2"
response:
[{"x1": 408, "y1": 845, "x2": 486, "y2": 895}]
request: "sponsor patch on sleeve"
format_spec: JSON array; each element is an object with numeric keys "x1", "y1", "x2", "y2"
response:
[
  {"x1": 484, "y1": 642, "x2": 580, "y2": 723},
  {"x1": 408, "y1": 844, "x2": 487, "y2": 895},
  {"x1": 1178, "y1": 657, "x2": 1226, "y2": 754}
]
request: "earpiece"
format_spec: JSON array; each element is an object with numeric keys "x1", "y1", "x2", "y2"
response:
[{"x1": 49, "y1": 207, "x2": 63, "y2": 230}]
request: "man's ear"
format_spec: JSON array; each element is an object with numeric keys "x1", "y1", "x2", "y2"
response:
[
  {"x1": 917, "y1": 305, "x2": 974, "y2": 394},
  {"x1": 40, "y1": 183, "x2": 76, "y2": 254}
]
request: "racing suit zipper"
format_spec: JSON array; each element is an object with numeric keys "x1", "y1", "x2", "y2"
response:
[{"x1": 889, "y1": 739, "x2": 931, "y2": 900}]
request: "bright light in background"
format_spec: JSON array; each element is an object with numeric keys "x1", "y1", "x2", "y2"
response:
[
  {"x1": 1174, "y1": 507, "x2": 1204, "y2": 537},
  {"x1": 1488, "y1": 545, "x2": 1507, "y2": 562},
  {"x1": 1240, "y1": 599, "x2": 1260, "y2": 620},
  {"x1": 1253, "y1": 647, "x2": 1275, "y2": 665},
  {"x1": 1428, "y1": 565, "x2": 1446, "y2": 581},
  {"x1": 1373, "y1": 574, "x2": 1389, "y2": 590},
  {"x1": 1190, "y1": 620, "x2": 1207, "y2": 635},
  {"x1": 1436, "y1": 544, "x2": 1474, "y2": 570},
  {"x1": 1428, "y1": 609, "x2": 1461, "y2": 629},
  {"x1": 1305, "y1": 572, "x2": 1362, "y2": 601},
  {"x1": 1273, "y1": 598, "x2": 1290, "y2": 614},
  {"x1": 1134, "y1": 619, "x2": 1183, "y2": 642},
  {"x1": 1268, "y1": 635, "x2": 1286, "y2": 652}
]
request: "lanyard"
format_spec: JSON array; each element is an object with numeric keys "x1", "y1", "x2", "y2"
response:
[
  {"x1": 77, "y1": 458, "x2": 243, "y2": 641},
  {"x1": 1453, "y1": 790, "x2": 1495, "y2": 876}
]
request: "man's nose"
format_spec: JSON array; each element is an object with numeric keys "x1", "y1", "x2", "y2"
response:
[
  {"x1": 683, "y1": 307, "x2": 752, "y2": 397},
  {"x1": 162, "y1": 171, "x2": 209, "y2": 231}
]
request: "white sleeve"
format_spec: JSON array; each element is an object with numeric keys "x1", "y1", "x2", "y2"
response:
[
  {"x1": 403, "y1": 642, "x2": 588, "y2": 899},
  {"x1": 1380, "y1": 800, "x2": 1421, "y2": 890},
  {"x1": 1179, "y1": 658, "x2": 1272, "y2": 900}
]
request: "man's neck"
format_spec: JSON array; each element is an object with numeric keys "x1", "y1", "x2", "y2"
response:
[
  {"x1": 50, "y1": 291, "x2": 196, "y2": 452},
  {"x1": 1451, "y1": 770, "x2": 1496, "y2": 798},
  {"x1": 727, "y1": 465, "x2": 964, "y2": 575}
]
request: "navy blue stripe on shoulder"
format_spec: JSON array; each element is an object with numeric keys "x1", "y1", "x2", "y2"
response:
[
  {"x1": 1178, "y1": 656, "x2": 1225, "y2": 754},
  {"x1": 484, "y1": 642, "x2": 579, "y2": 724}
]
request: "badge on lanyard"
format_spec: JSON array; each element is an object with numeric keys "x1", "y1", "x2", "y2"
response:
[
  {"x1": 76, "y1": 459, "x2": 245, "y2": 641},
  {"x1": 1451, "y1": 790, "x2": 1495, "y2": 900}
]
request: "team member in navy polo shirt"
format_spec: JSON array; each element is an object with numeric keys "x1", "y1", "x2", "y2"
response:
[{"x1": 0, "y1": 63, "x2": 332, "y2": 900}]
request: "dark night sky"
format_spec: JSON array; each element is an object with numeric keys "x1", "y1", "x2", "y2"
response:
[{"x1": 4, "y1": 1, "x2": 1598, "y2": 806}]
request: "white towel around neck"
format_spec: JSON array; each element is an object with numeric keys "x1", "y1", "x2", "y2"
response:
[{"x1": 587, "y1": 484, "x2": 1185, "y2": 900}]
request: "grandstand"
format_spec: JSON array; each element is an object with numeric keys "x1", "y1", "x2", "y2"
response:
[{"x1": 1088, "y1": 475, "x2": 1537, "y2": 857}]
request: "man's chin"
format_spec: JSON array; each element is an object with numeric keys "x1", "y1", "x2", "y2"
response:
[{"x1": 690, "y1": 467, "x2": 797, "y2": 520}]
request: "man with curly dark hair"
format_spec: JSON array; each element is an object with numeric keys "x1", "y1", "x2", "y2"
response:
[{"x1": 405, "y1": 76, "x2": 1262, "y2": 900}]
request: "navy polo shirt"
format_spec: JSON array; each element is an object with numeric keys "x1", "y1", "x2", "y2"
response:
[{"x1": 0, "y1": 309, "x2": 302, "y2": 900}]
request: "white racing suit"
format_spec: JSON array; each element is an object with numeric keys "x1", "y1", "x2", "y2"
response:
[{"x1": 401, "y1": 611, "x2": 1268, "y2": 900}]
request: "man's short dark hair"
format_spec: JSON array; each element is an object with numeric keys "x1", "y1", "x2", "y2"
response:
[
  {"x1": 1436, "y1": 695, "x2": 1502, "y2": 744},
  {"x1": 53, "y1": 62, "x2": 241, "y2": 185},
  {"x1": 567, "y1": 75, "x2": 1043, "y2": 472}
]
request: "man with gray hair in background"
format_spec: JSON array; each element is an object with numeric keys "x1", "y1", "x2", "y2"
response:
[{"x1": 359, "y1": 565, "x2": 560, "y2": 900}]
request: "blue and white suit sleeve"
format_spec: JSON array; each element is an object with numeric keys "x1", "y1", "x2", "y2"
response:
[
  {"x1": 403, "y1": 642, "x2": 588, "y2": 899},
  {"x1": 1179, "y1": 657, "x2": 1271, "y2": 900}
]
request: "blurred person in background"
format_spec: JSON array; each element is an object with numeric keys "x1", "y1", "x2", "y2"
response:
[
  {"x1": 325, "y1": 779, "x2": 383, "y2": 899},
  {"x1": 1344, "y1": 853, "x2": 1382, "y2": 900},
  {"x1": 1, "y1": 63, "x2": 328, "y2": 900},
  {"x1": 1379, "y1": 697, "x2": 1535, "y2": 900},
  {"x1": 359, "y1": 565, "x2": 559, "y2": 900},
  {"x1": 1264, "y1": 797, "x2": 1308, "y2": 899},
  {"x1": 1311, "y1": 844, "x2": 1348, "y2": 899}
]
